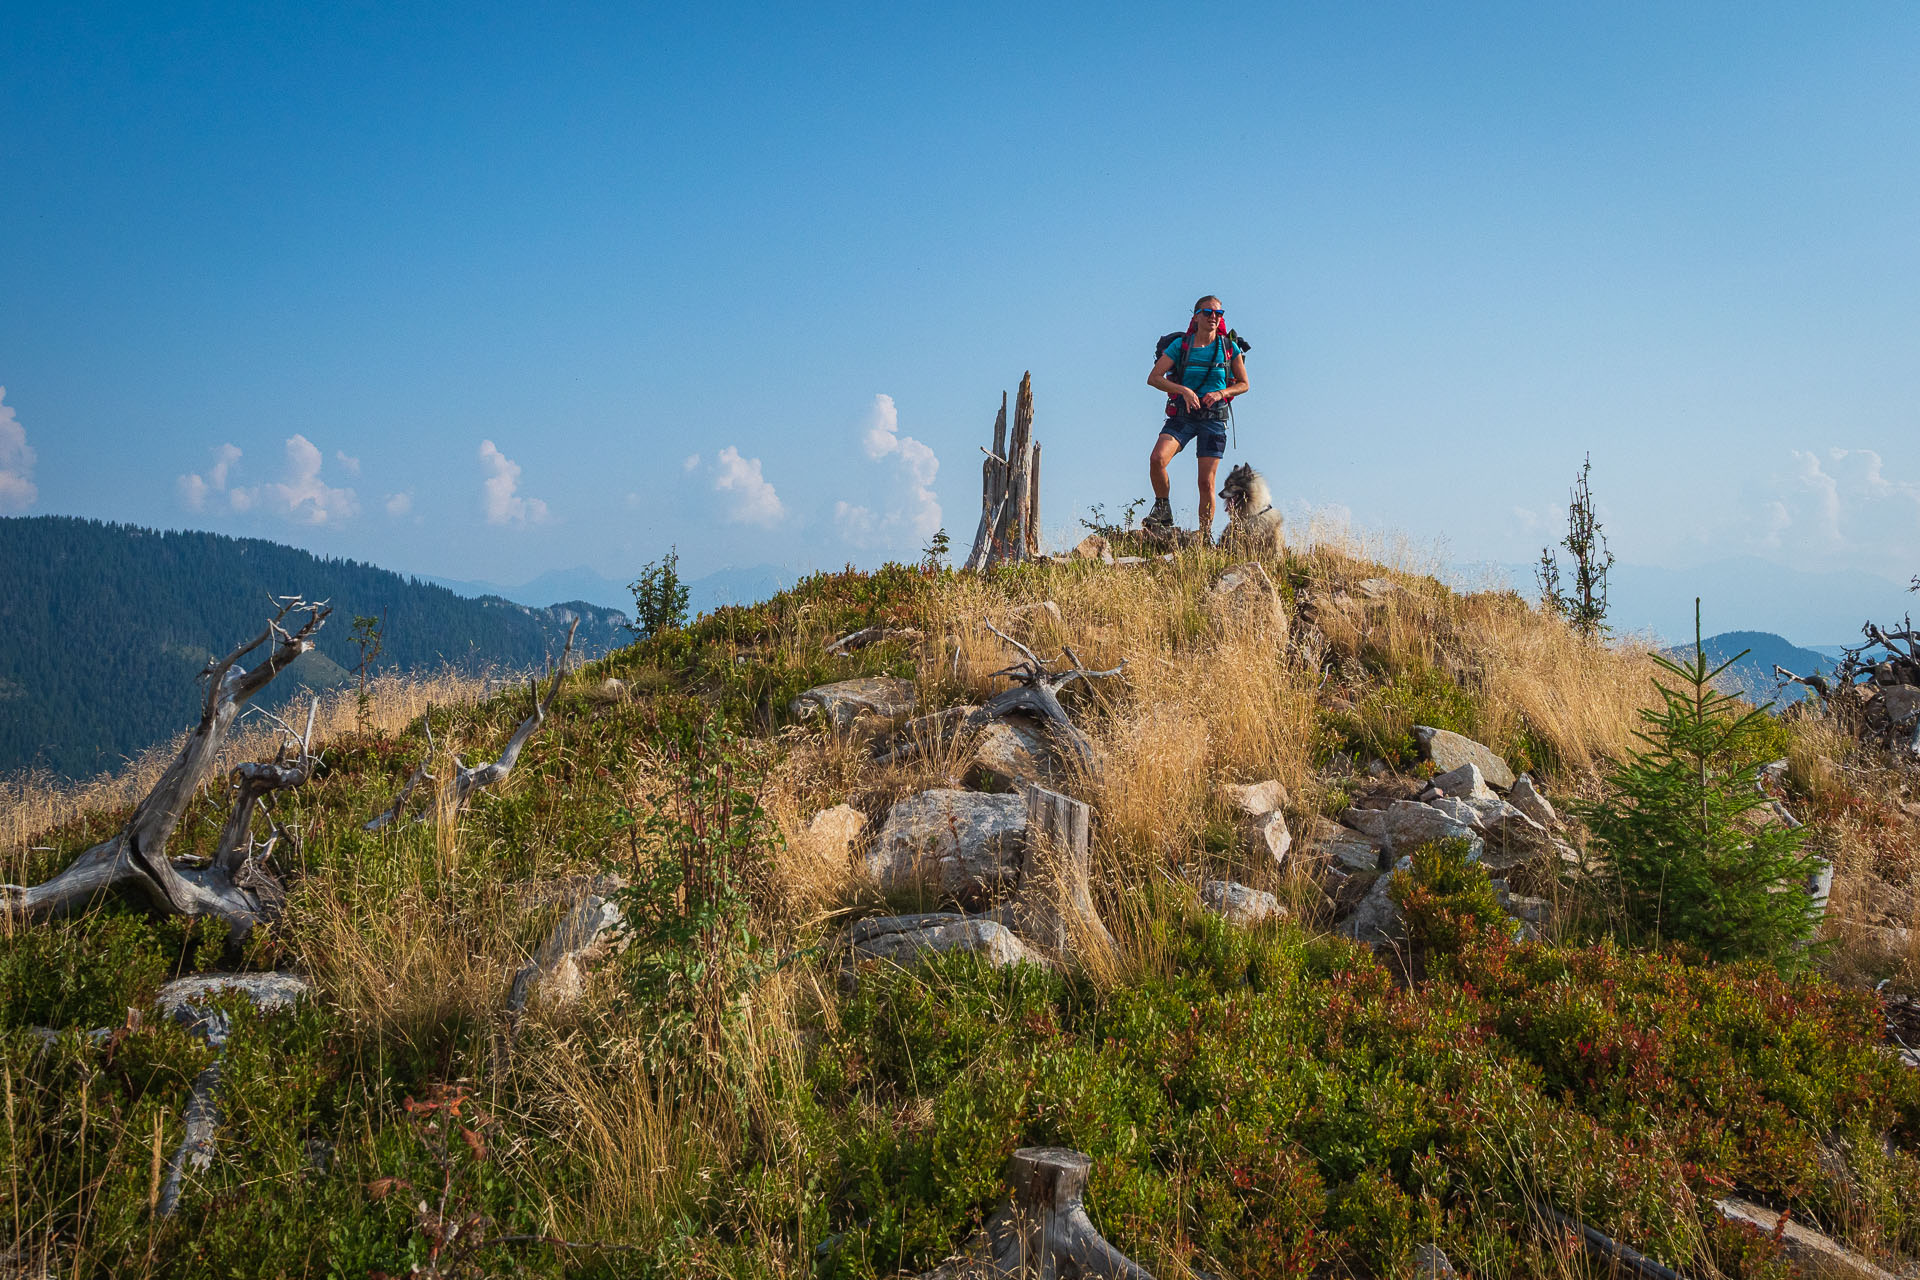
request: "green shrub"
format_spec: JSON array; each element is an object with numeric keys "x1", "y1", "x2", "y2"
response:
[
  {"x1": 627, "y1": 545, "x2": 691, "y2": 640},
  {"x1": 1575, "y1": 610, "x2": 1825, "y2": 967},
  {"x1": 1391, "y1": 837, "x2": 1510, "y2": 955}
]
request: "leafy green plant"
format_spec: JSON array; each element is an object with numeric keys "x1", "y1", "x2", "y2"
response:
[
  {"x1": 920, "y1": 526, "x2": 951, "y2": 571},
  {"x1": 612, "y1": 716, "x2": 774, "y2": 1075},
  {"x1": 1575, "y1": 603, "x2": 1825, "y2": 966},
  {"x1": 627, "y1": 546, "x2": 691, "y2": 641},
  {"x1": 1391, "y1": 837, "x2": 1510, "y2": 955},
  {"x1": 350, "y1": 610, "x2": 386, "y2": 734}
]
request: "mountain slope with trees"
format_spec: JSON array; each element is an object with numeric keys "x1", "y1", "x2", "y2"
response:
[{"x1": 0, "y1": 516, "x2": 627, "y2": 777}]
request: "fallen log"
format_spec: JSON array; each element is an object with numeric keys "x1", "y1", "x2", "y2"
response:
[{"x1": 2, "y1": 598, "x2": 329, "y2": 938}]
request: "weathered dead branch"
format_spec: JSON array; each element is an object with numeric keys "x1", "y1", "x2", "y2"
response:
[
  {"x1": 1, "y1": 598, "x2": 329, "y2": 936},
  {"x1": 365, "y1": 618, "x2": 578, "y2": 830},
  {"x1": 968, "y1": 618, "x2": 1124, "y2": 777}
]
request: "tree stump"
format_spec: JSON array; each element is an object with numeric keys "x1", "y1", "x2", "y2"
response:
[
  {"x1": 922, "y1": 1147, "x2": 1155, "y2": 1279},
  {"x1": 1010, "y1": 784, "x2": 1114, "y2": 958}
]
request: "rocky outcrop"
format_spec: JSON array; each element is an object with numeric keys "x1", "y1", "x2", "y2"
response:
[
  {"x1": 790, "y1": 676, "x2": 918, "y2": 730},
  {"x1": 1414, "y1": 726, "x2": 1516, "y2": 790},
  {"x1": 847, "y1": 913, "x2": 1040, "y2": 970},
  {"x1": 866, "y1": 789, "x2": 1027, "y2": 903},
  {"x1": 1383, "y1": 800, "x2": 1485, "y2": 861},
  {"x1": 1341, "y1": 872, "x2": 1404, "y2": 944},
  {"x1": 1507, "y1": 773, "x2": 1558, "y2": 828}
]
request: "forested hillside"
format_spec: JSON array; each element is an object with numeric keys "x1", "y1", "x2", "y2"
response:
[{"x1": 0, "y1": 517, "x2": 628, "y2": 777}]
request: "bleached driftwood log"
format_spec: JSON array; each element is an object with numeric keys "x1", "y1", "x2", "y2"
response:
[
  {"x1": 2, "y1": 598, "x2": 329, "y2": 937},
  {"x1": 964, "y1": 375, "x2": 1041, "y2": 571},
  {"x1": 922, "y1": 1147, "x2": 1153, "y2": 1279},
  {"x1": 365, "y1": 619, "x2": 578, "y2": 830}
]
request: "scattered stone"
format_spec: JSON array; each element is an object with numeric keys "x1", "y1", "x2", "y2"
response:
[
  {"x1": 1715, "y1": 1197, "x2": 1898, "y2": 1280},
  {"x1": 1207, "y1": 561, "x2": 1289, "y2": 640},
  {"x1": 1356, "y1": 577, "x2": 1399, "y2": 600},
  {"x1": 1365, "y1": 757, "x2": 1390, "y2": 778},
  {"x1": 1876, "y1": 684, "x2": 1920, "y2": 724},
  {"x1": 1413, "y1": 1243, "x2": 1458, "y2": 1278},
  {"x1": 1070, "y1": 534, "x2": 1114, "y2": 564},
  {"x1": 1341, "y1": 872, "x2": 1404, "y2": 943},
  {"x1": 1246, "y1": 810, "x2": 1293, "y2": 866},
  {"x1": 1112, "y1": 555, "x2": 1147, "y2": 566},
  {"x1": 790, "y1": 676, "x2": 917, "y2": 730},
  {"x1": 1383, "y1": 800, "x2": 1485, "y2": 861},
  {"x1": 1219, "y1": 779, "x2": 1288, "y2": 817},
  {"x1": 599, "y1": 677, "x2": 626, "y2": 695},
  {"x1": 967, "y1": 718, "x2": 1053, "y2": 790},
  {"x1": 1507, "y1": 774, "x2": 1558, "y2": 828},
  {"x1": 1414, "y1": 726, "x2": 1516, "y2": 790},
  {"x1": 847, "y1": 913, "x2": 1040, "y2": 971},
  {"x1": 866, "y1": 789, "x2": 1027, "y2": 903},
  {"x1": 1430, "y1": 761, "x2": 1496, "y2": 801},
  {"x1": 1201, "y1": 879, "x2": 1284, "y2": 927},
  {"x1": 799, "y1": 804, "x2": 867, "y2": 866},
  {"x1": 1310, "y1": 815, "x2": 1383, "y2": 873}
]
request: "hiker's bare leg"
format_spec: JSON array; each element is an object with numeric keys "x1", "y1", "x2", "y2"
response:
[
  {"x1": 1149, "y1": 434, "x2": 1180, "y2": 501},
  {"x1": 1197, "y1": 455, "x2": 1220, "y2": 536}
]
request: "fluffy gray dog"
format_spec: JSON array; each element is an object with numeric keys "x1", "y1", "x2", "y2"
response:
[{"x1": 1217, "y1": 463, "x2": 1286, "y2": 556}]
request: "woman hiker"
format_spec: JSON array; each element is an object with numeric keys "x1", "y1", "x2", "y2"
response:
[{"x1": 1144, "y1": 294, "x2": 1248, "y2": 538}]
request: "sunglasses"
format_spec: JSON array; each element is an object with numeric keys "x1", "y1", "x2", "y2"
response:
[{"x1": 1195, "y1": 308, "x2": 1225, "y2": 318}]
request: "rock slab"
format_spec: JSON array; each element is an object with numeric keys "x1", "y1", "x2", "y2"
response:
[
  {"x1": 790, "y1": 677, "x2": 917, "y2": 729},
  {"x1": 867, "y1": 789, "x2": 1027, "y2": 902},
  {"x1": 1201, "y1": 879, "x2": 1284, "y2": 927},
  {"x1": 1414, "y1": 726, "x2": 1516, "y2": 790},
  {"x1": 847, "y1": 913, "x2": 1039, "y2": 970}
]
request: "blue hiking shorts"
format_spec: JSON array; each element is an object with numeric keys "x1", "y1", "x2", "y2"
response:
[{"x1": 1160, "y1": 413, "x2": 1228, "y2": 460}]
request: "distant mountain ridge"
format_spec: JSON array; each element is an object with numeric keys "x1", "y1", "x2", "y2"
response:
[
  {"x1": 1668, "y1": 631, "x2": 1833, "y2": 706},
  {"x1": 0, "y1": 517, "x2": 629, "y2": 778}
]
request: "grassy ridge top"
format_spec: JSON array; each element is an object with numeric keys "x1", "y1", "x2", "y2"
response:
[{"x1": 4, "y1": 540, "x2": 1918, "y2": 1278}]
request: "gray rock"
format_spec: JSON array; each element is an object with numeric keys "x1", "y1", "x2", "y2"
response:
[
  {"x1": 1715, "y1": 1197, "x2": 1899, "y2": 1280},
  {"x1": 155, "y1": 973, "x2": 311, "y2": 1048},
  {"x1": 1507, "y1": 774, "x2": 1558, "y2": 828},
  {"x1": 968, "y1": 717, "x2": 1057, "y2": 790},
  {"x1": 1383, "y1": 800, "x2": 1485, "y2": 860},
  {"x1": 1413, "y1": 1243, "x2": 1458, "y2": 1278},
  {"x1": 1356, "y1": 577, "x2": 1400, "y2": 600},
  {"x1": 1071, "y1": 534, "x2": 1114, "y2": 564},
  {"x1": 867, "y1": 789, "x2": 1027, "y2": 902},
  {"x1": 1877, "y1": 684, "x2": 1920, "y2": 725},
  {"x1": 1414, "y1": 726, "x2": 1516, "y2": 790},
  {"x1": 1310, "y1": 815, "x2": 1383, "y2": 873},
  {"x1": 1430, "y1": 761, "x2": 1496, "y2": 801},
  {"x1": 1341, "y1": 805, "x2": 1389, "y2": 838},
  {"x1": 1207, "y1": 562, "x2": 1289, "y2": 639},
  {"x1": 847, "y1": 913, "x2": 1040, "y2": 970},
  {"x1": 1341, "y1": 873, "x2": 1404, "y2": 943},
  {"x1": 1245, "y1": 810, "x2": 1292, "y2": 866},
  {"x1": 798, "y1": 804, "x2": 867, "y2": 867},
  {"x1": 1201, "y1": 879, "x2": 1284, "y2": 927},
  {"x1": 1219, "y1": 779, "x2": 1288, "y2": 817},
  {"x1": 790, "y1": 676, "x2": 917, "y2": 729}
]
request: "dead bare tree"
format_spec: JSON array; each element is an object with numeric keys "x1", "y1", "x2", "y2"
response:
[
  {"x1": 967, "y1": 618, "x2": 1124, "y2": 776},
  {"x1": 1, "y1": 597, "x2": 330, "y2": 937},
  {"x1": 1774, "y1": 612, "x2": 1920, "y2": 756},
  {"x1": 365, "y1": 618, "x2": 578, "y2": 830},
  {"x1": 963, "y1": 375, "x2": 1040, "y2": 571}
]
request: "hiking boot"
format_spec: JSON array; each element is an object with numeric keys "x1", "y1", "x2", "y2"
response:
[{"x1": 1143, "y1": 497, "x2": 1173, "y2": 530}]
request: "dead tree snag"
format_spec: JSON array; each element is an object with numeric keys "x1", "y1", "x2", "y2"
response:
[
  {"x1": 964, "y1": 374, "x2": 1041, "y2": 570},
  {"x1": 2, "y1": 597, "x2": 329, "y2": 937},
  {"x1": 365, "y1": 619, "x2": 578, "y2": 830}
]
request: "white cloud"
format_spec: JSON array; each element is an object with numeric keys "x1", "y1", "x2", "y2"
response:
[
  {"x1": 835, "y1": 393, "x2": 942, "y2": 548},
  {"x1": 239, "y1": 435, "x2": 359, "y2": 524},
  {"x1": 1744, "y1": 447, "x2": 1920, "y2": 574},
  {"x1": 711, "y1": 445, "x2": 786, "y2": 526},
  {"x1": 384, "y1": 492, "x2": 413, "y2": 518},
  {"x1": 682, "y1": 453, "x2": 701, "y2": 472},
  {"x1": 335, "y1": 450, "x2": 361, "y2": 476},
  {"x1": 179, "y1": 439, "x2": 359, "y2": 525},
  {"x1": 479, "y1": 440, "x2": 550, "y2": 527},
  {"x1": 0, "y1": 387, "x2": 39, "y2": 513}
]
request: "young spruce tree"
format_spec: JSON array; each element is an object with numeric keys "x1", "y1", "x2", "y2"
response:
[{"x1": 1576, "y1": 601, "x2": 1823, "y2": 967}]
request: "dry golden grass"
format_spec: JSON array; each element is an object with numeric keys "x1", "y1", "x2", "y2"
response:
[{"x1": 0, "y1": 666, "x2": 506, "y2": 857}]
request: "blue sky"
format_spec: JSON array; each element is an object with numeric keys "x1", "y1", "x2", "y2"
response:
[{"x1": 3, "y1": 3, "x2": 1917, "y2": 641}]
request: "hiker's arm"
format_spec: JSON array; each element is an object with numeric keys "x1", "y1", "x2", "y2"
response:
[
  {"x1": 1148, "y1": 356, "x2": 1201, "y2": 410},
  {"x1": 1201, "y1": 354, "x2": 1250, "y2": 408}
]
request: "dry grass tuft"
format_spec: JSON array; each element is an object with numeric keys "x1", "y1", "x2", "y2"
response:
[{"x1": 1, "y1": 666, "x2": 507, "y2": 857}]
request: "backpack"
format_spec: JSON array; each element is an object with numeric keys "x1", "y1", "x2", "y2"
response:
[{"x1": 1156, "y1": 328, "x2": 1251, "y2": 418}]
